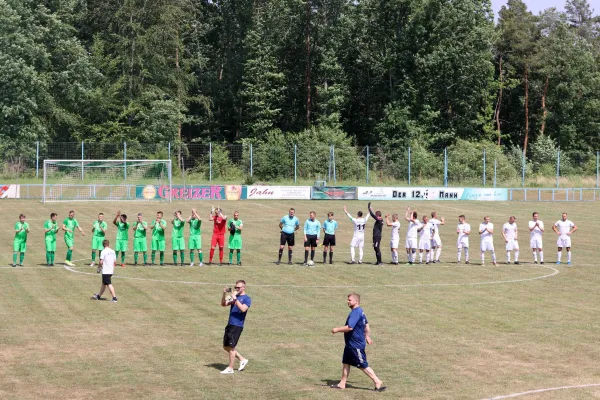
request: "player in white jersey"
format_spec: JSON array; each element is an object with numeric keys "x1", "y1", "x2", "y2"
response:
[
  {"x1": 417, "y1": 215, "x2": 432, "y2": 264},
  {"x1": 528, "y1": 212, "x2": 544, "y2": 264},
  {"x1": 456, "y1": 215, "x2": 471, "y2": 264},
  {"x1": 429, "y1": 211, "x2": 445, "y2": 263},
  {"x1": 385, "y1": 214, "x2": 401, "y2": 264},
  {"x1": 344, "y1": 205, "x2": 369, "y2": 264},
  {"x1": 479, "y1": 216, "x2": 497, "y2": 266},
  {"x1": 552, "y1": 212, "x2": 577, "y2": 265},
  {"x1": 502, "y1": 216, "x2": 520, "y2": 264},
  {"x1": 404, "y1": 207, "x2": 419, "y2": 264}
]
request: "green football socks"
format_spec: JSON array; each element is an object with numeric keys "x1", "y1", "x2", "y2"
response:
[
  {"x1": 66, "y1": 249, "x2": 72, "y2": 261},
  {"x1": 91, "y1": 251, "x2": 96, "y2": 262},
  {"x1": 180, "y1": 251, "x2": 184, "y2": 263},
  {"x1": 134, "y1": 253, "x2": 138, "y2": 264},
  {"x1": 20, "y1": 253, "x2": 25, "y2": 264},
  {"x1": 13, "y1": 253, "x2": 17, "y2": 264},
  {"x1": 173, "y1": 251, "x2": 178, "y2": 264},
  {"x1": 237, "y1": 250, "x2": 241, "y2": 264}
]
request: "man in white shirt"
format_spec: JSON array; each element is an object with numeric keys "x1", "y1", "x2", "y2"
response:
[
  {"x1": 344, "y1": 205, "x2": 369, "y2": 264},
  {"x1": 404, "y1": 207, "x2": 419, "y2": 265},
  {"x1": 417, "y1": 216, "x2": 432, "y2": 264},
  {"x1": 429, "y1": 211, "x2": 445, "y2": 263},
  {"x1": 479, "y1": 216, "x2": 497, "y2": 266},
  {"x1": 456, "y1": 215, "x2": 470, "y2": 264},
  {"x1": 91, "y1": 239, "x2": 118, "y2": 302},
  {"x1": 552, "y1": 212, "x2": 578, "y2": 265},
  {"x1": 502, "y1": 216, "x2": 520, "y2": 264},
  {"x1": 528, "y1": 212, "x2": 544, "y2": 264},
  {"x1": 385, "y1": 214, "x2": 401, "y2": 265}
]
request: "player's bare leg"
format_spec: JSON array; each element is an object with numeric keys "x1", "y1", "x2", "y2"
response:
[
  {"x1": 360, "y1": 366, "x2": 386, "y2": 391},
  {"x1": 334, "y1": 363, "x2": 351, "y2": 389}
]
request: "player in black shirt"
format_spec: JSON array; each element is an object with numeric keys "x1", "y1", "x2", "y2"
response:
[{"x1": 368, "y1": 202, "x2": 384, "y2": 265}]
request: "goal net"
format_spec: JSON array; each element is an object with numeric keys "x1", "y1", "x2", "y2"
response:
[{"x1": 43, "y1": 160, "x2": 172, "y2": 202}]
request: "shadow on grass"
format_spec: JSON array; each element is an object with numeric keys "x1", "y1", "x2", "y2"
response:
[
  {"x1": 320, "y1": 379, "x2": 371, "y2": 391},
  {"x1": 205, "y1": 363, "x2": 229, "y2": 371}
]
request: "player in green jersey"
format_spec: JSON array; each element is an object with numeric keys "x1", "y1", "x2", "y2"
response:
[
  {"x1": 228, "y1": 211, "x2": 243, "y2": 265},
  {"x1": 113, "y1": 211, "x2": 130, "y2": 267},
  {"x1": 151, "y1": 211, "x2": 168, "y2": 265},
  {"x1": 63, "y1": 210, "x2": 85, "y2": 266},
  {"x1": 132, "y1": 213, "x2": 149, "y2": 265},
  {"x1": 187, "y1": 208, "x2": 203, "y2": 266},
  {"x1": 44, "y1": 213, "x2": 60, "y2": 266},
  {"x1": 172, "y1": 210, "x2": 186, "y2": 265},
  {"x1": 90, "y1": 213, "x2": 108, "y2": 267},
  {"x1": 13, "y1": 214, "x2": 30, "y2": 267}
]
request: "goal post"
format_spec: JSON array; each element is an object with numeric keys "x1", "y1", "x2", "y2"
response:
[{"x1": 42, "y1": 159, "x2": 172, "y2": 203}]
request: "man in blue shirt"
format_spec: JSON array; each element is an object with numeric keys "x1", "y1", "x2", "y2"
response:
[
  {"x1": 331, "y1": 293, "x2": 386, "y2": 392},
  {"x1": 303, "y1": 211, "x2": 321, "y2": 266},
  {"x1": 278, "y1": 208, "x2": 300, "y2": 265},
  {"x1": 220, "y1": 280, "x2": 252, "y2": 374},
  {"x1": 322, "y1": 212, "x2": 338, "y2": 264}
]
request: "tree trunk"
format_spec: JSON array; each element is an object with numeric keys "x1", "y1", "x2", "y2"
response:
[
  {"x1": 540, "y1": 75, "x2": 549, "y2": 136},
  {"x1": 305, "y1": 0, "x2": 311, "y2": 127},
  {"x1": 495, "y1": 55, "x2": 503, "y2": 145},
  {"x1": 523, "y1": 66, "x2": 530, "y2": 156}
]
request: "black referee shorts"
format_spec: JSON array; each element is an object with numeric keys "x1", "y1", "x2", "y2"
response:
[
  {"x1": 280, "y1": 232, "x2": 295, "y2": 246},
  {"x1": 304, "y1": 234, "x2": 318, "y2": 248},
  {"x1": 102, "y1": 274, "x2": 112, "y2": 285},
  {"x1": 323, "y1": 234, "x2": 336, "y2": 246}
]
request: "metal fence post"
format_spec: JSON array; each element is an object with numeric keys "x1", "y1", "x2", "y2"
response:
[
  {"x1": 494, "y1": 158, "x2": 497, "y2": 188},
  {"x1": 444, "y1": 147, "x2": 448, "y2": 187},
  {"x1": 332, "y1": 145, "x2": 336, "y2": 184},
  {"x1": 123, "y1": 142, "x2": 127, "y2": 180},
  {"x1": 209, "y1": 142, "x2": 212, "y2": 182},
  {"x1": 556, "y1": 150, "x2": 560, "y2": 188},
  {"x1": 483, "y1": 149, "x2": 486, "y2": 186},
  {"x1": 81, "y1": 141, "x2": 85, "y2": 180},
  {"x1": 408, "y1": 146, "x2": 411, "y2": 185},
  {"x1": 366, "y1": 146, "x2": 370, "y2": 184},
  {"x1": 522, "y1": 152, "x2": 525, "y2": 187},
  {"x1": 294, "y1": 144, "x2": 297, "y2": 183},
  {"x1": 328, "y1": 145, "x2": 332, "y2": 182},
  {"x1": 168, "y1": 141, "x2": 171, "y2": 160},
  {"x1": 36, "y1": 141, "x2": 39, "y2": 178},
  {"x1": 596, "y1": 151, "x2": 599, "y2": 188},
  {"x1": 250, "y1": 143, "x2": 253, "y2": 177}
]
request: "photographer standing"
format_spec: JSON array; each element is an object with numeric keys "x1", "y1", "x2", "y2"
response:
[{"x1": 220, "y1": 280, "x2": 251, "y2": 374}]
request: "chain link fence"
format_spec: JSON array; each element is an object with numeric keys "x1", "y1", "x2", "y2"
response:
[{"x1": 0, "y1": 141, "x2": 598, "y2": 187}]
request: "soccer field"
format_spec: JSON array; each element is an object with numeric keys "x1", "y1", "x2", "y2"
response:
[{"x1": 1, "y1": 199, "x2": 599, "y2": 399}]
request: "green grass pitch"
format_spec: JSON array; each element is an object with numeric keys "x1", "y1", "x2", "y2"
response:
[{"x1": 1, "y1": 199, "x2": 599, "y2": 399}]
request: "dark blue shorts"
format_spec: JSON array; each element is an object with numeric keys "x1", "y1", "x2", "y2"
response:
[{"x1": 342, "y1": 347, "x2": 369, "y2": 369}]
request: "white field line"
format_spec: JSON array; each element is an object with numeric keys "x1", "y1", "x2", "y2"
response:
[
  {"x1": 62, "y1": 264, "x2": 561, "y2": 289},
  {"x1": 482, "y1": 383, "x2": 600, "y2": 399}
]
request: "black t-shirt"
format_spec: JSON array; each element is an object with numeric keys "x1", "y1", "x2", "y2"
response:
[{"x1": 369, "y1": 208, "x2": 383, "y2": 238}]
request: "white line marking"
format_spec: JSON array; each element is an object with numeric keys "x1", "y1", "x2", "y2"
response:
[
  {"x1": 482, "y1": 383, "x2": 600, "y2": 399},
  {"x1": 63, "y1": 264, "x2": 560, "y2": 288}
]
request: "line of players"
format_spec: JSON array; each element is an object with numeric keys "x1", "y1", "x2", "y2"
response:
[
  {"x1": 11, "y1": 208, "x2": 244, "y2": 267},
  {"x1": 276, "y1": 204, "x2": 578, "y2": 266}
]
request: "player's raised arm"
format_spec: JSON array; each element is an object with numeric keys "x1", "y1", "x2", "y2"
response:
[
  {"x1": 440, "y1": 216, "x2": 445, "y2": 225},
  {"x1": 343, "y1": 205, "x2": 353, "y2": 220},
  {"x1": 367, "y1": 202, "x2": 379, "y2": 219},
  {"x1": 404, "y1": 207, "x2": 413, "y2": 222},
  {"x1": 113, "y1": 211, "x2": 121, "y2": 226},
  {"x1": 385, "y1": 214, "x2": 393, "y2": 226}
]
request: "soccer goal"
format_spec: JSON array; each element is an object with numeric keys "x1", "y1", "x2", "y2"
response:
[{"x1": 43, "y1": 160, "x2": 172, "y2": 203}]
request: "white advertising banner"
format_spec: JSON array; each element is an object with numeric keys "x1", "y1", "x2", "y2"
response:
[
  {"x1": 0, "y1": 184, "x2": 20, "y2": 199},
  {"x1": 246, "y1": 186, "x2": 311, "y2": 200},
  {"x1": 357, "y1": 187, "x2": 507, "y2": 201}
]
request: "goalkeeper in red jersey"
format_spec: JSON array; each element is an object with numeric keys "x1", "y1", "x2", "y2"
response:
[{"x1": 209, "y1": 207, "x2": 227, "y2": 265}]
